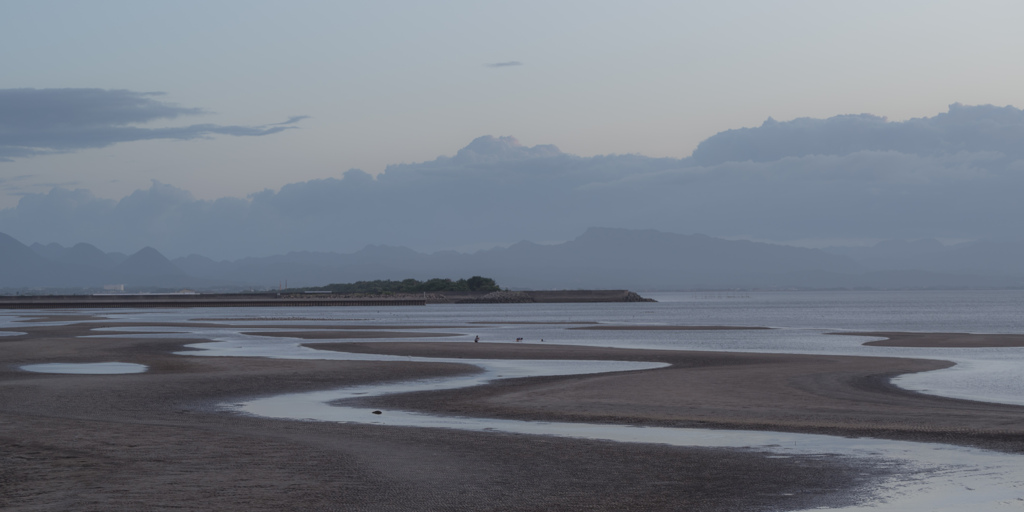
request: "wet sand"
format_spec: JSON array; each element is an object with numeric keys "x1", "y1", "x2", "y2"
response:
[
  {"x1": 570, "y1": 325, "x2": 771, "y2": 331},
  {"x1": 243, "y1": 330, "x2": 459, "y2": 339},
  {"x1": 1, "y1": 318, "x2": 1021, "y2": 510},
  {"x1": 317, "y1": 341, "x2": 1024, "y2": 451},
  {"x1": 833, "y1": 331, "x2": 1024, "y2": 348}
]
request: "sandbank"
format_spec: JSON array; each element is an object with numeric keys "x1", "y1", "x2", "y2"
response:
[
  {"x1": 570, "y1": 325, "x2": 770, "y2": 331},
  {"x1": 243, "y1": 330, "x2": 459, "y2": 339},
  {"x1": 311, "y1": 341, "x2": 1024, "y2": 451},
  {"x1": 2, "y1": 317, "x2": 1022, "y2": 510},
  {"x1": 833, "y1": 331, "x2": 1024, "y2": 348}
]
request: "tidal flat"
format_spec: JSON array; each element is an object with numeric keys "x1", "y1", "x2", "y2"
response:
[{"x1": 3, "y1": 291, "x2": 1024, "y2": 510}]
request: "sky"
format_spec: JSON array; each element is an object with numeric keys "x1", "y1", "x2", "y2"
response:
[{"x1": 3, "y1": 1, "x2": 1024, "y2": 257}]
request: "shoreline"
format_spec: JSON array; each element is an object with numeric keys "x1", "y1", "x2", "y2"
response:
[
  {"x1": 831, "y1": 330, "x2": 1024, "y2": 347},
  {"x1": 308, "y1": 341, "x2": 1024, "y2": 452},
  {"x1": 3, "y1": 316, "x2": 1024, "y2": 509},
  {"x1": 0, "y1": 289, "x2": 655, "y2": 309}
]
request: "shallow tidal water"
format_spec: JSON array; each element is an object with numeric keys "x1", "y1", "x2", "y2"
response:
[
  {"x1": 177, "y1": 330, "x2": 1024, "y2": 511},
  {"x1": 71, "y1": 289, "x2": 1024, "y2": 406},
  {"x1": 6, "y1": 289, "x2": 1024, "y2": 510},
  {"x1": 20, "y1": 361, "x2": 148, "y2": 374}
]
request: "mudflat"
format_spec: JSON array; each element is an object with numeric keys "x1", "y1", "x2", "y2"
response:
[
  {"x1": 832, "y1": 331, "x2": 1024, "y2": 348},
  {"x1": 319, "y1": 341, "x2": 1024, "y2": 449},
  {"x1": 569, "y1": 325, "x2": 771, "y2": 331},
  {"x1": 2, "y1": 318, "x2": 1022, "y2": 510}
]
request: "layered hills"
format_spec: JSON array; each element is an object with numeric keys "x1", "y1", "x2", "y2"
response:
[{"x1": 2, "y1": 228, "x2": 1023, "y2": 292}]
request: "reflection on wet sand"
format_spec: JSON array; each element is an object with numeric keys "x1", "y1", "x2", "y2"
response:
[
  {"x1": 6, "y1": 308, "x2": 1024, "y2": 511},
  {"x1": 21, "y1": 362, "x2": 148, "y2": 374},
  {"x1": 178, "y1": 334, "x2": 1024, "y2": 512}
]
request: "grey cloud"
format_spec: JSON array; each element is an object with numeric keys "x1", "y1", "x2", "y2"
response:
[
  {"x1": 3, "y1": 105, "x2": 1024, "y2": 259},
  {"x1": 485, "y1": 61, "x2": 522, "y2": 67},
  {"x1": 0, "y1": 175, "x2": 34, "y2": 185},
  {"x1": 591, "y1": 150, "x2": 1012, "y2": 241},
  {"x1": 0, "y1": 88, "x2": 305, "y2": 161},
  {"x1": 693, "y1": 103, "x2": 1024, "y2": 165}
]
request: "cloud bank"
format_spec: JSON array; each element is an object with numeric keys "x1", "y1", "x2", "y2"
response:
[
  {"x1": 692, "y1": 103, "x2": 1024, "y2": 164},
  {"x1": 2, "y1": 105, "x2": 1023, "y2": 259},
  {"x1": 0, "y1": 88, "x2": 304, "y2": 161}
]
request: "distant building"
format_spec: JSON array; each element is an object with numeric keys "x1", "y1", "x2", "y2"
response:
[{"x1": 103, "y1": 284, "x2": 125, "y2": 291}]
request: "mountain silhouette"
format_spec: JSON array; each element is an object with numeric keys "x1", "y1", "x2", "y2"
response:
[
  {"x1": 112, "y1": 247, "x2": 188, "y2": 285},
  {"x1": 0, "y1": 232, "x2": 66, "y2": 287},
  {"x1": 3, "y1": 228, "x2": 1024, "y2": 291}
]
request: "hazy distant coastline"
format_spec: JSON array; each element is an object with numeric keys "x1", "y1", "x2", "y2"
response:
[{"x1": 3, "y1": 227, "x2": 1024, "y2": 293}]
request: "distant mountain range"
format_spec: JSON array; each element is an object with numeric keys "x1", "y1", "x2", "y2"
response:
[
  {"x1": 0, "y1": 232, "x2": 203, "y2": 290},
  {"x1": 3, "y1": 228, "x2": 1023, "y2": 292}
]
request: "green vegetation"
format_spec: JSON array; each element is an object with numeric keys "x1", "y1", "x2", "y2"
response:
[{"x1": 303, "y1": 276, "x2": 500, "y2": 294}]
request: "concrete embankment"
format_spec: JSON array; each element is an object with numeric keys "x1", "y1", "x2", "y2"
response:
[
  {"x1": 431, "y1": 290, "x2": 654, "y2": 304},
  {"x1": 0, "y1": 290, "x2": 653, "y2": 309},
  {"x1": 0, "y1": 294, "x2": 426, "y2": 309}
]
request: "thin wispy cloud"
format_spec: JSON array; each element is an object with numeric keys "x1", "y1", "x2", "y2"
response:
[
  {"x1": 485, "y1": 61, "x2": 523, "y2": 68},
  {"x1": 270, "y1": 116, "x2": 311, "y2": 126},
  {"x1": 0, "y1": 88, "x2": 306, "y2": 161}
]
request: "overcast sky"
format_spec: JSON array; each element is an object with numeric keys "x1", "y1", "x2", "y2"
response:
[
  {"x1": 3, "y1": 1, "x2": 1024, "y2": 205},
  {"x1": 2, "y1": 1, "x2": 1024, "y2": 260}
]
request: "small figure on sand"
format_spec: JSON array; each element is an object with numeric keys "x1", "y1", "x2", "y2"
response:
[
  {"x1": 515, "y1": 337, "x2": 523, "y2": 343},
  {"x1": 474, "y1": 335, "x2": 479, "y2": 343}
]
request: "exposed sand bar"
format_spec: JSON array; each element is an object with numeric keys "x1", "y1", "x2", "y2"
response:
[
  {"x1": 2, "y1": 317, "x2": 1023, "y2": 510},
  {"x1": 469, "y1": 320, "x2": 600, "y2": 325},
  {"x1": 833, "y1": 331, "x2": 1024, "y2": 348},
  {"x1": 570, "y1": 325, "x2": 771, "y2": 331},
  {"x1": 243, "y1": 330, "x2": 459, "y2": 339},
  {"x1": 310, "y1": 341, "x2": 1024, "y2": 451}
]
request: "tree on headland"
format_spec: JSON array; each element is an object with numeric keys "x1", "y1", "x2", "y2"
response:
[
  {"x1": 466, "y1": 275, "x2": 498, "y2": 291},
  {"x1": 297, "y1": 276, "x2": 500, "y2": 295}
]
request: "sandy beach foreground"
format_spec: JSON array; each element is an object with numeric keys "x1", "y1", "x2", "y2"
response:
[{"x1": 2, "y1": 318, "x2": 1023, "y2": 510}]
